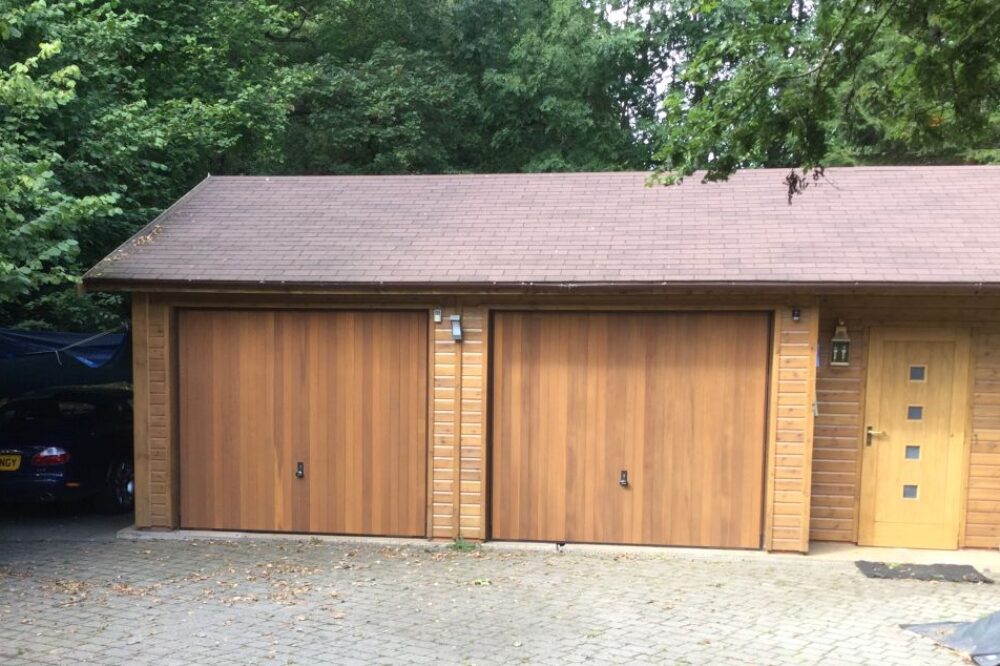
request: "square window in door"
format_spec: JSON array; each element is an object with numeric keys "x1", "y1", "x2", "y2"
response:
[
  {"x1": 905, "y1": 445, "x2": 920, "y2": 460},
  {"x1": 909, "y1": 365, "x2": 926, "y2": 381},
  {"x1": 907, "y1": 405, "x2": 923, "y2": 420},
  {"x1": 902, "y1": 484, "x2": 919, "y2": 499}
]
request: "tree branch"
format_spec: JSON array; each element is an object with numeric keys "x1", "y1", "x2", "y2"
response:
[
  {"x1": 265, "y1": 5, "x2": 311, "y2": 44},
  {"x1": 783, "y1": 0, "x2": 865, "y2": 83},
  {"x1": 840, "y1": 0, "x2": 904, "y2": 111}
]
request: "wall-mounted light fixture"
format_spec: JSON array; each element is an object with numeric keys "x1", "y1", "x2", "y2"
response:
[
  {"x1": 791, "y1": 306, "x2": 801, "y2": 322},
  {"x1": 830, "y1": 319, "x2": 851, "y2": 366},
  {"x1": 450, "y1": 314, "x2": 463, "y2": 342},
  {"x1": 433, "y1": 307, "x2": 443, "y2": 324}
]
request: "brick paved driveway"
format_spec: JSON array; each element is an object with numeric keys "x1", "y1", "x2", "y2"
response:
[{"x1": 1, "y1": 527, "x2": 998, "y2": 665}]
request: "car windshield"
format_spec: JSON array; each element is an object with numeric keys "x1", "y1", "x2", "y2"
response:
[{"x1": 1, "y1": 399, "x2": 97, "y2": 427}]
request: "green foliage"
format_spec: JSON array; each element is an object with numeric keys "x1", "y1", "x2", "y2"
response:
[
  {"x1": 286, "y1": 44, "x2": 481, "y2": 174},
  {"x1": 651, "y1": 0, "x2": 1000, "y2": 182},
  {"x1": 3, "y1": 0, "x2": 999, "y2": 328},
  {"x1": 0, "y1": 0, "x2": 307, "y2": 329},
  {"x1": 830, "y1": 1, "x2": 1000, "y2": 166},
  {"x1": 480, "y1": 0, "x2": 649, "y2": 171},
  {"x1": 0, "y1": 2, "x2": 121, "y2": 323},
  {"x1": 2, "y1": 0, "x2": 657, "y2": 329}
]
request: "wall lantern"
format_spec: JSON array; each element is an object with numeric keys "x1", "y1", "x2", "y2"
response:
[
  {"x1": 830, "y1": 319, "x2": 851, "y2": 367},
  {"x1": 791, "y1": 306, "x2": 801, "y2": 322},
  {"x1": 450, "y1": 315, "x2": 463, "y2": 342},
  {"x1": 433, "y1": 307, "x2": 443, "y2": 323}
]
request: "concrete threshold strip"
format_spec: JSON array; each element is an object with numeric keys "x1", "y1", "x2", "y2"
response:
[{"x1": 117, "y1": 526, "x2": 1000, "y2": 571}]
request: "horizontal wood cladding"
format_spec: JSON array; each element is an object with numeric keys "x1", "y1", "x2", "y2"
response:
[
  {"x1": 145, "y1": 292, "x2": 811, "y2": 310},
  {"x1": 431, "y1": 309, "x2": 459, "y2": 539},
  {"x1": 767, "y1": 306, "x2": 818, "y2": 553},
  {"x1": 430, "y1": 306, "x2": 488, "y2": 540},
  {"x1": 810, "y1": 317, "x2": 866, "y2": 543},
  {"x1": 132, "y1": 294, "x2": 178, "y2": 529},
  {"x1": 137, "y1": 296, "x2": 462, "y2": 540},
  {"x1": 968, "y1": 332, "x2": 1000, "y2": 548},
  {"x1": 131, "y1": 292, "x2": 820, "y2": 551},
  {"x1": 811, "y1": 295, "x2": 1000, "y2": 549},
  {"x1": 459, "y1": 309, "x2": 488, "y2": 539}
]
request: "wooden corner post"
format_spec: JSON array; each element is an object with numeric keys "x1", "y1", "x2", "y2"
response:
[{"x1": 764, "y1": 304, "x2": 819, "y2": 553}]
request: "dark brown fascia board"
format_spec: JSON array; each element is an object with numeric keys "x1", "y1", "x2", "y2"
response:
[{"x1": 81, "y1": 277, "x2": 1000, "y2": 297}]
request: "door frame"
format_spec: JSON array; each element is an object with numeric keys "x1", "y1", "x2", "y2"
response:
[
  {"x1": 857, "y1": 326, "x2": 972, "y2": 548},
  {"x1": 485, "y1": 308, "x2": 775, "y2": 548}
]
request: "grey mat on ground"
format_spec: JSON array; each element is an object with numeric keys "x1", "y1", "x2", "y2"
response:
[
  {"x1": 904, "y1": 609, "x2": 1000, "y2": 666},
  {"x1": 856, "y1": 560, "x2": 993, "y2": 583}
]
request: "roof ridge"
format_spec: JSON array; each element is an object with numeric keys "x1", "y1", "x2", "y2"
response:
[{"x1": 204, "y1": 164, "x2": 1000, "y2": 180}]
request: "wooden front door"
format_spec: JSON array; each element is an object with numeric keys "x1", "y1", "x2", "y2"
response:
[
  {"x1": 859, "y1": 328, "x2": 970, "y2": 549},
  {"x1": 179, "y1": 310, "x2": 427, "y2": 536},
  {"x1": 491, "y1": 311, "x2": 771, "y2": 548}
]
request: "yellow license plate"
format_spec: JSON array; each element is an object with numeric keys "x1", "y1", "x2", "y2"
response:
[{"x1": 0, "y1": 454, "x2": 21, "y2": 472}]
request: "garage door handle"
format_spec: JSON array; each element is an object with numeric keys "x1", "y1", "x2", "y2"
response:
[{"x1": 619, "y1": 470, "x2": 629, "y2": 487}]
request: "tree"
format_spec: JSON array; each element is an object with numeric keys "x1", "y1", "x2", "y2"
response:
[
  {"x1": 8, "y1": 0, "x2": 997, "y2": 329},
  {"x1": 284, "y1": 45, "x2": 481, "y2": 174},
  {"x1": 281, "y1": 0, "x2": 654, "y2": 174},
  {"x1": 0, "y1": 2, "x2": 122, "y2": 330},
  {"x1": 0, "y1": 0, "x2": 307, "y2": 329},
  {"x1": 650, "y1": 0, "x2": 1000, "y2": 183},
  {"x1": 478, "y1": 0, "x2": 651, "y2": 171}
]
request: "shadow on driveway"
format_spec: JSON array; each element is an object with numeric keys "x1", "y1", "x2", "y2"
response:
[{"x1": 0, "y1": 503, "x2": 131, "y2": 542}]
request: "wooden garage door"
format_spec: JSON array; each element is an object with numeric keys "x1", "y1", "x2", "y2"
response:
[
  {"x1": 179, "y1": 310, "x2": 427, "y2": 536},
  {"x1": 492, "y1": 311, "x2": 770, "y2": 548}
]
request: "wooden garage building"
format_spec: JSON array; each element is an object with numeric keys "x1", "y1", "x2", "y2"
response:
[{"x1": 83, "y1": 166, "x2": 1000, "y2": 553}]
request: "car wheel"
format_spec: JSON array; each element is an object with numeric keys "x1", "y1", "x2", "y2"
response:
[{"x1": 97, "y1": 459, "x2": 134, "y2": 513}]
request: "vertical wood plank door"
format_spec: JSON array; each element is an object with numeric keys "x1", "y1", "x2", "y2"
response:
[
  {"x1": 491, "y1": 311, "x2": 771, "y2": 548},
  {"x1": 859, "y1": 328, "x2": 970, "y2": 549},
  {"x1": 179, "y1": 310, "x2": 427, "y2": 536}
]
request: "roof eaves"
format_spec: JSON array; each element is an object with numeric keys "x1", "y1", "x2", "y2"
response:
[
  {"x1": 80, "y1": 277, "x2": 1000, "y2": 296},
  {"x1": 81, "y1": 174, "x2": 215, "y2": 288}
]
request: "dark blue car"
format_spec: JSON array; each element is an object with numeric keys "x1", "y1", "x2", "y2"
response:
[{"x1": 0, "y1": 387, "x2": 134, "y2": 512}]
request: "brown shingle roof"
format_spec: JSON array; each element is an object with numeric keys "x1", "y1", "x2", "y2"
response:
[{"x1": 84, "y1": 166, "x2": 1000, "y2": 291}]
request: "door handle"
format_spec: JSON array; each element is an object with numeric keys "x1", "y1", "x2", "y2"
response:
[
  {"x1": 866, "y1": 426, "x2": 886, "y2": 447},
  {"x1": 296, "y1": 462, "x2": 305, "y2": 479},
  {"x1": 619, "y1": 470, "x2": 629, "y2": 487}
]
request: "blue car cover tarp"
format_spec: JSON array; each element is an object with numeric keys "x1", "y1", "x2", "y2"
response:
[
  {"x1": 0, "y1": 327, "x2": 131, "y2": 397},
  {"x1": 905, "y1": 609, "x2": 1000, "y2": 665}
]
